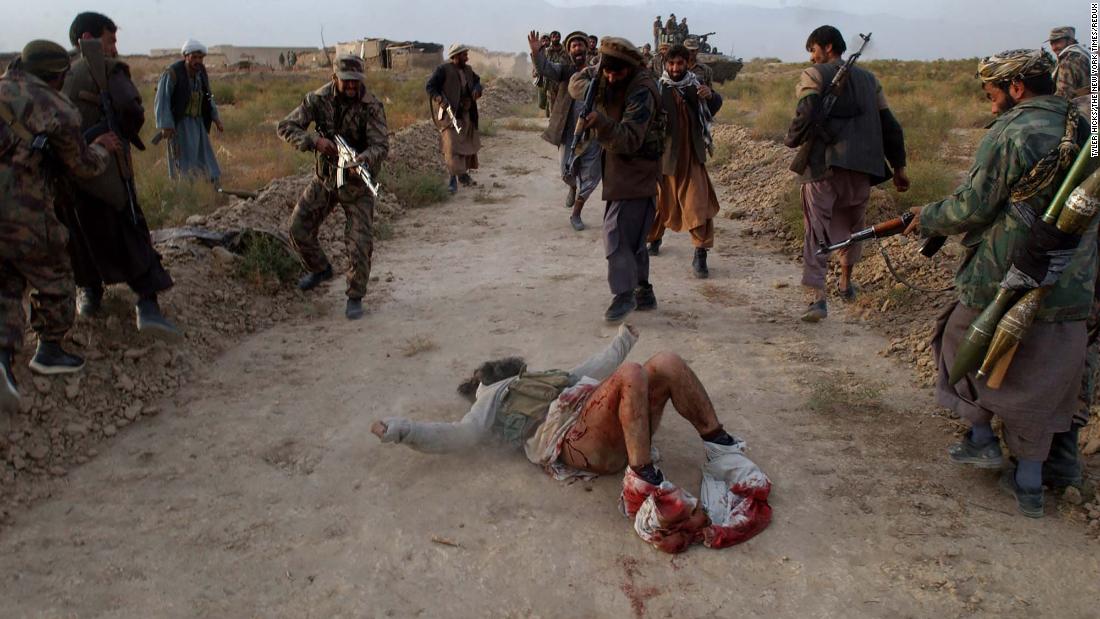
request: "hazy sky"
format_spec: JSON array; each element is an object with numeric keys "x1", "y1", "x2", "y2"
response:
[{"x1": 0, "y1": 0, "x2": 1089, "y2": 60}]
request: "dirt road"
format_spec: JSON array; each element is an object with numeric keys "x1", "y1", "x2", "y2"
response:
[{"x1": 1, "y1": 126, "x2": 1096, "y2": 618}]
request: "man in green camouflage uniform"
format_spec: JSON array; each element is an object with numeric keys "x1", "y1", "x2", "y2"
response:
[
  {"x1": 1, "y1": 40, "x2": 119, "y2": 416},
  {"x1": 277, "y1": 55, "x2": 389, "y2": 320},
  {"x1": 908, "y1": 49, "x2": 1093, "y2": 518},
  {"x1": 1048, "y1": 26, "x2": 1090, "y2": 116}
]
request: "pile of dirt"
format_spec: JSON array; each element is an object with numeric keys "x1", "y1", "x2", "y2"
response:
[
  {"x1": 480, "y1": 77, "x2": 534, "y2": 118},
  {"x1": 712, "y1": 123, "x2": 962, "y2": 387},
  {"x1": 386, "y1": 120, "x2": 447, "y2": 178},
  {"x1": 710, "y1": 122, "x2": 1100, "y2": 529},
  {"x1": 0, "y1": 121, "x2": 434, "y2": 523}
]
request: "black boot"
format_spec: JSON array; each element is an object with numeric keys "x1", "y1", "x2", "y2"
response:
[
  {"x1": 135, "y1": 296, "x2": 181, "y2": 338},
  {"x1": 634, "y1": 282, "x2": 657, "y2": 311},
  {"x1": 297, "y1": 264, "x2": 334, "y2": 291},
  {"x1": 346, "y1": 297, "x2": 365, "y2": 320},
  {"x1": 0, "y1": 349, "x2": 19, "y2": 414},
  {"x1": 565, "y1": 185, "x2": 577, "y2": 209},
  {"x1": 29, "y1": 340, "x2": 85, "y2": 375},
  {"x1": 692, "y1": 248, "x2": 709, "y2": 279},
  {"x1": 447, "y1": 175, "x2": 458, "y2": 194},
  {"x1": 604, "y1": 292, "x2": 637, "y2": 323},
  {"x1": 648, "y1": 239, "x2": 662, "y2": 256},
  {"x1": 1044, "y1": 425, "x2": 1084, "y2": 490},
  {"x1": 458, "y1": 173, "x2": 476, "y2": 187},
  {"x1": 77, "y1": 286, "x2": 103, "y2": 317}
]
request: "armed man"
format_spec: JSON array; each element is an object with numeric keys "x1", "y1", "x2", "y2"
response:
[
  {"x1": 61, "y1": 12, "x2": 179, "y2": 336},
  {"x1": 1, "y1": 40, "x2": 121, "y2": 416},
  {"x1": 569, "y1": 38, "x2": 663, "y2": 322},
  {"x1": 653, "y1": 16, "x2": 663, "y2": 48},
  {"x1": 647, "y1": 44, "x2": 723, "y2": 279},
  {"x1": 1048, "y1": 26, "x2": 1090, "y2": 117},
  {"x1": 905, "y1": 49, "x2": 1093, "y2": 518},
  {"x1": 426, "y1": 45, "x2": 483, "y2": 194},
  {"x1": 784, "y1": 25, "x2": 908, "y2": 323},
  {"x1": 277, "y1": 55, "x2": 389, "y2": 321},
  {"x1": 683, "y1": 37, "x2": 714, "y2": 88},
  {"x1": 153, "y1": 39, "x2": 225, "y2": 185},
  {"x1": 528, "y1": 30, "x2": 601, "y2": 232}
]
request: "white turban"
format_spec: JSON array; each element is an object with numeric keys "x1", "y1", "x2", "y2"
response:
[{"x1": 181, "y1": 39, "x2": 207, "y2": 56}]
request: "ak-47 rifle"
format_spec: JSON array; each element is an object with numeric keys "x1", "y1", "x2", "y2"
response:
[
  {"x1": 789, "y1": 32, "x2": 872, "y2": 176},
  {"x1": 817, "y1": 211, "x2": 946, "y2": 257},
  {"x1": 79, "y1": 38, "x2": 140, "y2": 224},
  {"x1": 436, "y1": 102, "x2": 462, "y2": 134},
  {"x1": 569, "y1": 59, "x2": 603, "y2": 173},
  {"x1": 317, "y1": 129, "x2": 381, "y2": 196}
]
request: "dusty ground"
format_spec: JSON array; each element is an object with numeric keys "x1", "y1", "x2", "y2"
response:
[{"x1": 1, "y1": 124, "x2": 1098, "y2": 618}]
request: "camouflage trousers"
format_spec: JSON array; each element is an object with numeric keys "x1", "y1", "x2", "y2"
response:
[
  {"x1": 289, "y1": 177, "x2": 374, "y2": 299},
  {"x1": 0, "y1": 216, "x2": 75, "y2": 350}
]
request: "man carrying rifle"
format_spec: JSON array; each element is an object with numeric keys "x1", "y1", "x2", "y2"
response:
[
  {"x1": 277, "y1": 55, "x2": 389, "y2": 320},
  {"x1": 528, "y1": 30, "x2": 600, "y2": 231},
  {"x1": 426, "y1": 45, "x2": 483, "y2": 194},
  {"x1": 2, "y1": 40, "x2": 120, "y2": 413},
  {"x1": 61, "y1": 12, "x2": 179, "y2": 335},
  {"x1": 569, "y1": 38, "x2": 663, "y2": 322},
  {"x1": 905, "y1": 49, "x2": 1093, "y2": 518},
  {"x1": 784, "y1": 25, "x2": 908, "y2": 322}
]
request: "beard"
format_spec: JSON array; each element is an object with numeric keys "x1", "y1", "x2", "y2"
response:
[{"x1": 572, "y1": 53, "x2": 586, "y2": 66}]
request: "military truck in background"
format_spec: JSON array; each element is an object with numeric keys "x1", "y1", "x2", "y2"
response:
[{"x1": 692, "y1": 32, "x2": 744, "y2": 84}]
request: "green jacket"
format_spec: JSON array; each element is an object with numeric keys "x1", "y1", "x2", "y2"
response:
[{"x1": 920, "y1": 95, "x2": 1095, "y2": 321}]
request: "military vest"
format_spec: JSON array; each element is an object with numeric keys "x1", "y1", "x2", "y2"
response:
[
  {"x1": 492, "y1": 370, "x2": 574, "y2": 445},
  {"x1": 168, "y1": 60, "x2": 213, "y2": 132}
]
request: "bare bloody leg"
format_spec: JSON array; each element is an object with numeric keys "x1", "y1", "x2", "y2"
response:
[
  {"x1": 559, "y1": 353, "x2": 723, "y2": 475},
  {"x1": 642, "y1": 352, "x2": 722, "y2": 436},
  {"x1": 560, "y1": 362, "x2": 651, "y2": 474}
]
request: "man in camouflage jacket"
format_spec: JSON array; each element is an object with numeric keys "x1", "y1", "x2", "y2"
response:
[
  {"x1": 1048, "y1": 26, "x2": 1090, "y2": 117},
  {"x1": 909, "y1": 49, "x2": 1094, "y2": 518},
  {"x1": 277, "y1": 55, "x2": 389, "y2": 320},
  {"x1": 1, "y1": 40, "x2": 119, "y2": 416}
]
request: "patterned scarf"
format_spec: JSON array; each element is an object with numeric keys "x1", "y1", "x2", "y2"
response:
[{"x1": 659, "y1": 69, "x2": 713, "y2": 155}]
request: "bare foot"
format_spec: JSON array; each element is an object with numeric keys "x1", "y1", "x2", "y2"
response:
[{"x1": 370, "y1": 420, "x2": 387, "y2": 439}]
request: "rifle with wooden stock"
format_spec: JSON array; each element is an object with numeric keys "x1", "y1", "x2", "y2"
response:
[{"x1": 569, "y1": 59, "x2": 603, "y2": 173}]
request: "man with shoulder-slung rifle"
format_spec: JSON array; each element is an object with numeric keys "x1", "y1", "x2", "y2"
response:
[
  {"x1": 277, "y1": 54, "x2": 389, "y2": 320},
  {"x1": 784, "y1": 25, "x2": 908, "y2": 323},
  {"x1": 61, "y1": 11, "x2": 180, "y2": 336}
]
